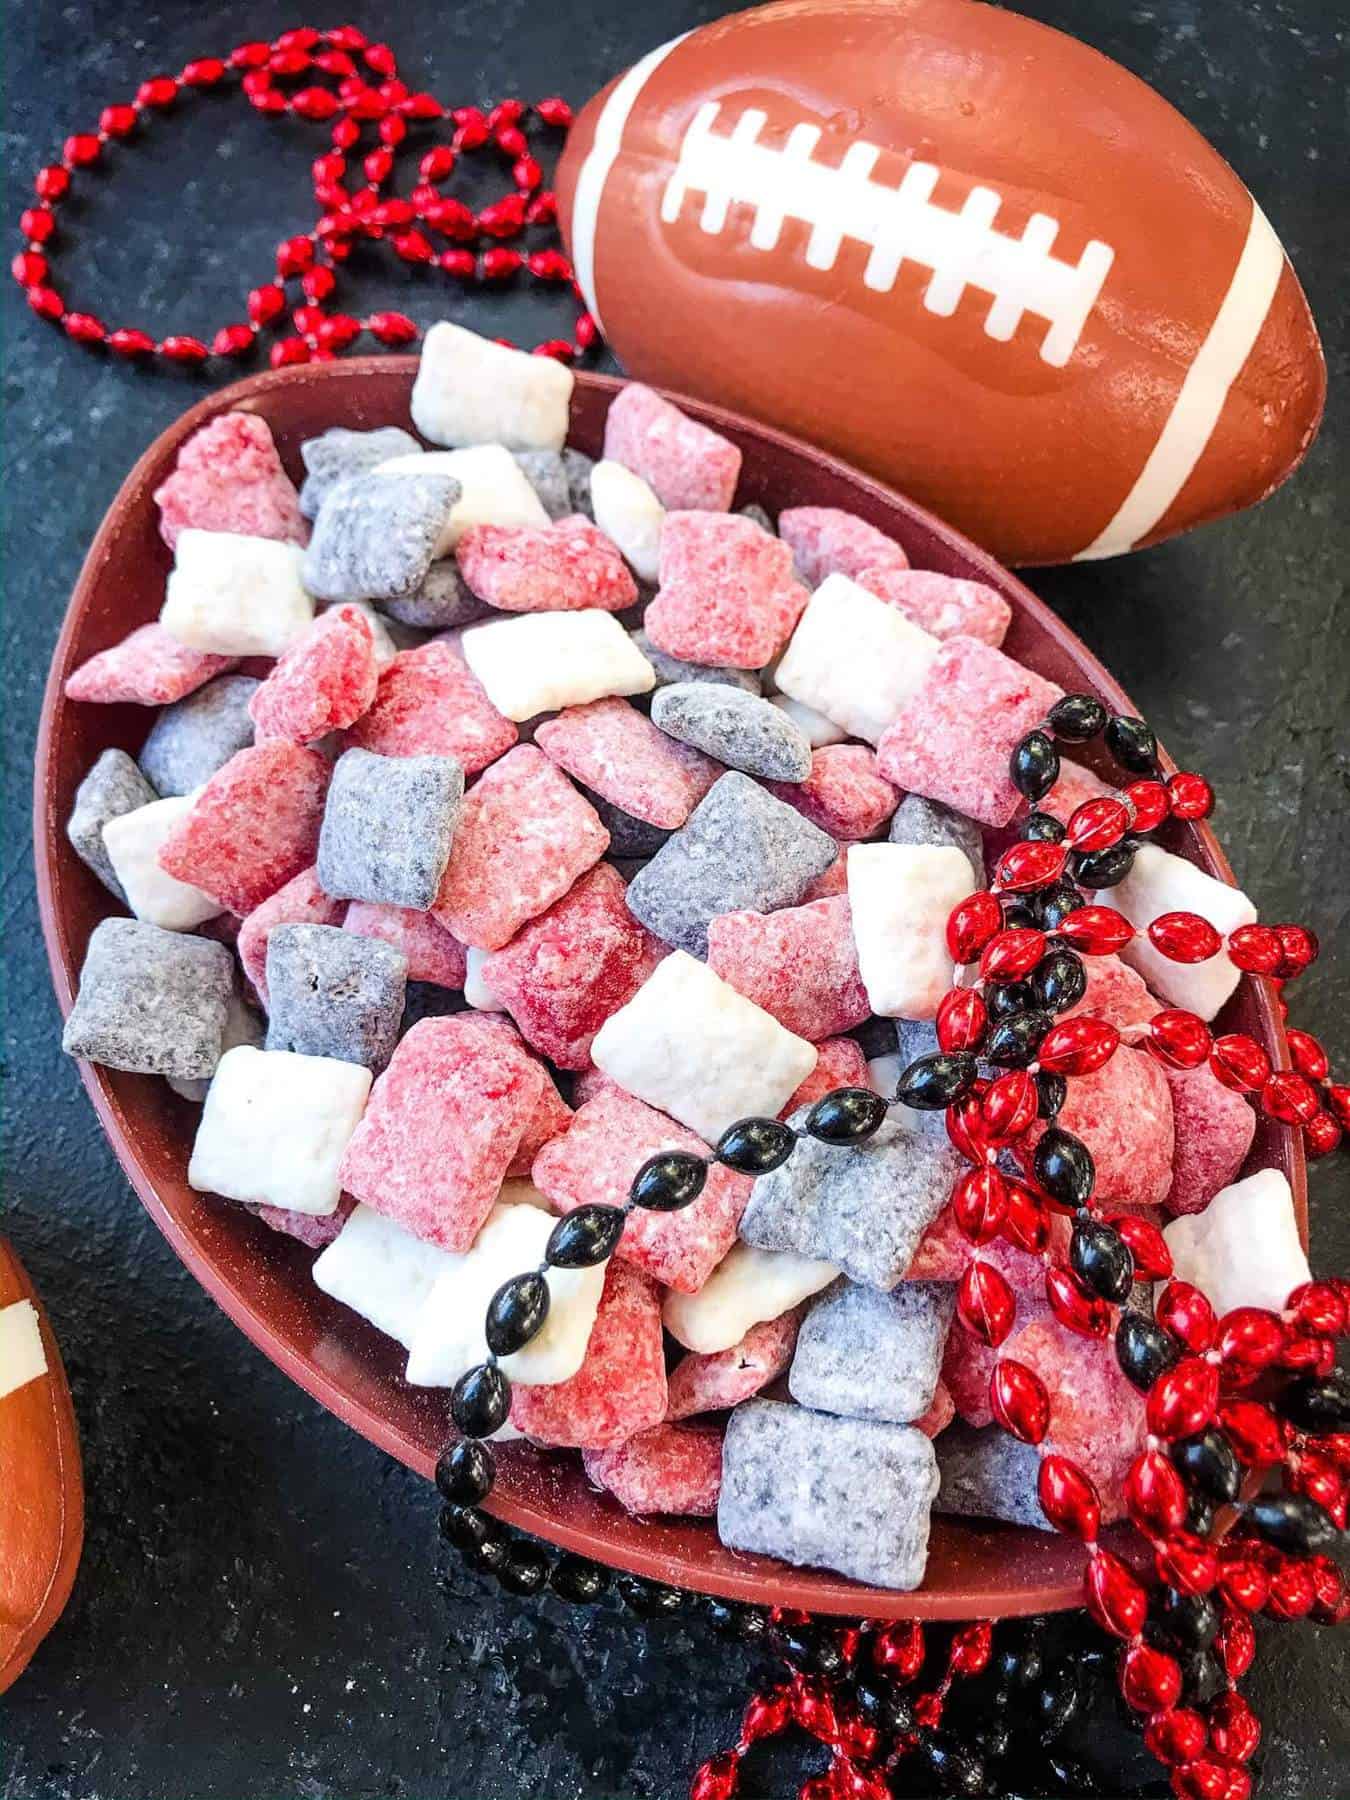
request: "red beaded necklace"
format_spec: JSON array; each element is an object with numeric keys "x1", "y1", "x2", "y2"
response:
[{"x1": 15, "y1": 25, "x2": 595, "y2": 368}]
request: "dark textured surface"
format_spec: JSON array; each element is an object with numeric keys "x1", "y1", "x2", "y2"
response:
[{"x1": 2, "y1": 2, "x2": 1346, "y2": 1795}]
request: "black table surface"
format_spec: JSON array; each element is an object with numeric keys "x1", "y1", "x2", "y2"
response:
[{"x1": 3, "y1": 2, "x2": 1346, "y2": 1795}]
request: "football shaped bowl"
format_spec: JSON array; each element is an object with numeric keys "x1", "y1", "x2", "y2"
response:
[{"x1": 34, "y1": 361, "x2": 1305, "y2": 1618}]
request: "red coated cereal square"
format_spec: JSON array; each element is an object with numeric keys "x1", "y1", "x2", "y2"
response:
[
  {"x1": 706, "y1": 897, "x2": 869, "y2": 1040},
  {"x1": 582, "y1": 1423, "x2": 723, "y2": 1517},
  {"x1": 910, "y1": 1205, "x2": 1070, "y2": 1290},
  {"x1": 509, "y1": 1259, "x2": 668, "y2": 1448},
  {"x1": 602, "y1": 382, "x2": 741, "y2": 512},
  {"x1": 435, "y1": 1011, "x2": 574, "y2": 1175},
  {"x1": 343, "y1": 901, "x2": 467, "y2": 989},
  {"x1": 480, "y1": 863, "x2": 667, "y2": 1069},
  {"x1": 913, "y1": 1380, "x2": 955, "y2": 1439},
  {"x1": 1013, "y1": 1320, "x2": 1145, "y2": 1519},
  {"x1": 941, "y1": 1299, "x2": 1053, "y2": 1428},
  {"x1": 248, "y1": 605, "x2": 379, "y2": 743},
  {"x1": 780, "y1": 1036, "x2": 869, "y2": 1116},
  {"x1": 1064, "y1": 955, "x2": 1161, "y2": 1034},
  {"x1": 346, "y1": 640, "x2": 517, "y2": 775},
  {"x1": 431, "y1": 745, "x2": 609, "y2": 950},
  {"x1": 857, "y1": 566, "x2": 1011, "y2": 648},
  {"x1": 876, "y1": 638, "x2": 1064, "y2": 828},
  {"x1": 665, "y1": 1310, "x2": 804, "y2": 1420},
  {"x1": 1021, "y1": 1047, "x2": 1174, "y2": 1209},
  {"x1": 1163, "y1": 1063, "x2": 1257, "y2": 1217},
  {"x1": 532, "y1": 1085, "x2": 751, "y2": 1293},
  {"x1": 65, "y1": 623, "x2": 238, "y2": 706},
  {"x1": 238, "y1": 864, "x2": 345, "y2": 1004},
  {"x1": 764, "y1": 744, "x2": 900, "y2": 841},
  {"x1": 800, "y1": 843, "x2": 852, "y2": 902},
  {"x1": 644, "y1": 511, "x2": 807, "y2": 670},
  {"x1": 534, "y1": 698, "x2": 721, "y2": 828},
  {"x1": 778, "y1": 506, "x2": 909, "y2": 588},
  {"x1": 1040, "y1": 756, "x2": 1117, "y2": 826},
  {"x1": 456, "y1": 515, "x2": 638, "y2": 613},
  {"x1": 338, "y1": 1014, "x2": 544, "y2": 1251},
  {"x1": 153, "y1": 412, "x2": 307, "y2": 550},
  {"x1": 250, "y1": 1193, "x2": 355, "y2": 1249},
  {"x1": 158, "y1": 742, "x2": 331, "y2": 915}
]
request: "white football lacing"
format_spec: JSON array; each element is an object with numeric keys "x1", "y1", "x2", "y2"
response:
[{"x1": 659, "y1": 102, "x2": 1116, "y2": 369}]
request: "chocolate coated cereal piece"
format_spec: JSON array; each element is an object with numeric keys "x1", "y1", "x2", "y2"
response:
[
  {"x1": 299, "y1": 425, "x2": 421, "y2": 520},
  {"x1": 303, "y1": 472, "x2": 459, "y2": 604},
  {"x1": 317, "y1": 747, "x2": 463, "y2": 912},
  {"x1": 265, "y1": 922, "x2": 408, "y2": 1071},
  {"x1": 67, "y1": 749, "x2": 158, "y2": 900},
  {"x1": 61, "y1": 917, "x2": 233, "y2": 1080},
  {"x1": 138, "y1": 674, "x2": 260, "y2": 796}
]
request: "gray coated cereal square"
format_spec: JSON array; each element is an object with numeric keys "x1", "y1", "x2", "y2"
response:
[
  {"x1": 317, "y1": 747, "x2": 463, "y2": 911},
  {"x1": 513, "y1": 449, "x2": 572, "y2": 520},
  {"x1": 264, "y1": 923, "x2": 407, "y2": 1070},
  {"x1": 61, "y1": 917, "x2": 233, "y2": 1080},
  {"x1": 561, "y1": 447, "x2": 596, "y2": 518},
  {"x1": 138, "y1": 674, "x2": 260, "y2": 795},
  {"x1": 718, "y1": 1399, "x2": 939, "y2": 1590},
  {"x1": 934, "y1": 1423, "x2": 1050, "y2": 1530},
  {"x1": 299, "y1": 425, "x2": 421, "y2": 520},
  {"x1": 303, "y1": 471, "x2": 459, "y2": 603},
  {"x1": 789, "y1": 1281, "x2": 955, "y2": 1423},
  {"x1": 632, "y1": 628, "x2": 761, "y2": 695},
  {"x1": 651, "y1": 682, "x2": 812, "y2": 781},
  {"x1": 888, "y1": 793, "x2": 985, "y2": 886},
  {"x1": 67, "y1": 749, "x2": 158, "y2": 899},
  {"x1": 381, "y1": 559, "x2": 489, "y2": 630}
]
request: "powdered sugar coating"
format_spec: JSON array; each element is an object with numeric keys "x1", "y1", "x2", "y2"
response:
[
  {"x1": 665, "y1": 1309, "x2": 804, "y2": 1420},
  {"x1": 651, "y1": 682, "x2": 812, "y2": 782},
  {"x1": 777, "y1": 506, "x2": 909, "y2": 588},
  {"x1": 139, "y1": 675, "x2": 260, "y2": 796},
  {"x1": 238, "y1": 864, "x2": 345, "y2": 1005},
  {"x1": 583, "y1": 1424, "x2": 723, "y2": 1517},
  {"x1": 65, "y1": 623, "x2": 239, "y2": 707},
  {"x1": 1163, "y1": 1062, "x2": 1257, "y2": 1217},
  {"x1": 857, "y1": 565, "x2": 1011, "y2": 648},
  {"x1": 248, "y1": 606, "x2": 379, "y2": 744},
  {"x1": 317, "y1": 748, "x2": 463, "y2": 912},
  {"x1": 781, "y1": 1036, "x2": 872, "y2": 1116},
  {"x1": 456, "y1": 515, "x2": 638, "y2": 613},
  {"x1": 1023, "y1": 1046, "x2": 1175, "y2": 1209},
  {"x1": 765, "y1": 744, "x2": 900, "y2": 840},
  {"x1": 342, "y1": 902, "x2": 467, "y2": 990},
  {"x1": 789, "y1": 1281, "x2": 955, "y2": 1424},
  {"x1": 602, "y1": 383, "x2": 741, "y2": 512},
  {"x1": 706, "y1": 897, "x2": 869, "y2": 1041},
  {"x1": 67, "y1": 749, "x2": 158, "y2": 900},
  {"x1": 153, "y1": 412, "x2": 306, "y2": 551},
  {"x1": 534, "y1": 698, "x2": 720, "y2": 829},
  {"x1": 345, "y1": 640, "x2": 518, "y2": 775},
  {"x1": 299, "y1": 425, "x2": 421, "y2": 520},
  {"x1": 645, "y1": 511, "x2": 807, "y2": 670}
]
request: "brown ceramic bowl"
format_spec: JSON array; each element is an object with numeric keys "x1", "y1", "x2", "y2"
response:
[{"x1": 34, "y1": 362, "x2": 1305, "y2": 1619}]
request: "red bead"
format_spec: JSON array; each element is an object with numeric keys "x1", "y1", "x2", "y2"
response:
[
  {"x1": 421, "y1": 196, "x2": 476, "y2": 238},
  {"x1": 527, "y1": 247, "x2": 573, "y2": 282},
  {"x1": 1260, "y1": 1069, "x2": 1320, "y2": 1125},
  {"x1": 1148, "y1": 912, "x2": 1223, "y2": 964},
  {"x1": 1166, "y1": 772, "x2": 1215, "y2": 820},
  {"x1": 1218, "y1": 1400, "x2": 1287, "y2": 1467},
  {"x1": 690, "y1": 1752, "x2": 739, "y2": 1800},
  {"x1": 535, "y1": 96, "x2": 574, "y2": 128},
  {"x1": 1172, "y1": 1761, "x2": 1251, "y2": 1800},
  {"x1": 1287, "y1": 1280, "x2": 1347, "y2": 1338},
  {"x1": 291, "y1": 86, "x2": 340, "y2": 121},
  {"x1": 1120, "y1": 1641, "x2": 1182, "y2": 1714},
  {"x1": 1003, "y1": 1181, "x2": 1052, "y2": 1255},
  {"x1": 420, "y1": 145, "x2": 457, "y2": 181},
  {"x1": 269, "y1": 336, "x2": 311, "y2": 368},
  {"x1": 1327, "y1": 1085, "x2": 1350, "y2": 1131},
  {"x1": 362, "y1": 40, "x2": 398, "y2": 76},
  {"x1": 63, "y1": 312, "x2": 107, "y2": 344},
  {"x1": 136, "y1": 76, "x2": 178, "y2": 109},
  {"x1": 957, "y1": 1260, "x2": 1017, "y2": 1346},
  {"x1": 1124, "y1": 778, "x2": 1170, "y2": 834},
  {"x1": 1155, "y1": 1281, "x2": 1217, "y2": 1352},
  {"x1": 368, "y1": 198, "x2": 414, "y2": 228},
  {"x1": 311, "y1": 151, "x2": 348, "y2": 188},
  {"x1": 944, "y1": 1091, "x2": 991, "y2": 1165},
  {"x1": 454, "y1": 117, "x2": 489, "y2": 151},
  {"x1": 365, "y1": 310, "x2": 418, "y2": 346},
  {"x1": 527, "y1": 189, "x2": 560, "y2": 227},
  {"x1": 159, "y1": 334, "x2": 208, "y2": 363},
  {"x1": 276, "y1": 26, "x2": 322, "y2": 52},
  {"x1": 301, "y1": 265, "x2": 338, "y2": 303},
  {"x1": 1280, "y1": 1333, "x2": 1336, "y2": 1377},
  {"x1": 181, "y1": 56, "x2": 226, "y2": 86},
  {"x1": 20, "y1": 206, "x2": 56, "y2": 243},
  {"x1": 247, "y1": 284, "x2": 287, "y2": 325},
  {"x1": 1145, "y1": 1009, "x2": 1213, "y2": 1071},
  {"x1": 345, "y1": 87, "x2": 388, "y2": 121},
  {"x1": 241, "y1": 69, "x2": 274, "y2": 101},
  {"x1": 275, "y1": 235, "x2": 316, "y2": 277},
  {"x1": 99, "y1": 104, "x2": 138, "y2": 138},
  {"x1": 399, "y1": 92, "x2": 445, "y2": 122},
  {"x1": 250, "y1": 87, "x2": 288, "y2": 116},
  {"x1": 362, "y1": 148, "x2": 394, "y2": 184},
  {"x1": 1147, "y1": 1357, "x2": 1219, "y2": 1440},
  {"x1": 989, "y1": 1358, "x2": 1049, "y2": 1443},
  {"x1": 12, "y1": 250, "x2": 48, "y2": 287},
  {"x1": 1208, "y1": 1033, "x2": 1270, "y2": 1094},
  {"x1": 1274, "y1": 923, "x2": 1318, "y2": 974},
  {"x1": 1265, "y1": 1557, "x2": 1317, "y2": 1620},
  {"x1": 496, "y1": 124, "x2": 529, "y2": 158},
  {"x1": 326, "y1": 25, "x2": 369, "y2": 51},
  {"x1": 1308, "y1": 1552, "x2": 1349, "y2": 1623},
  {"x1": 26, "y1": 285, "x2": 64, "y2": 320},
  {"x1": 950, "y1": 1621, "x2": 993, "y2": 1677},
  {"x1": 1146, "y1": 1708, "x2": 1209, "y2": 1766},
  {"x1": 1066, "y1": 795, "x2": 1133, "y2": 852},
  {"x1": 994, "y1": 838, "x2": 1068, "y2": 892},
  {"x1": 1155, "y1": 1531, "x2": 1218, "y2": 1596},
  {"x1": 1110, "y1": 1212, "x2": 1173, "y2": 1281},
  {"x1": 1304, "y1": 1112, "x2": 1343, "y2": 1158},
  {"x1": 63, "y1": 133, "x2": 102, "y2": 167},
  {"x1": 35, "y1": 165, "x2": 71, "y2": 200},
  {"x1": 1045, "y1": 1263, "x2": 1113, "y2": 1339},
  {"x1": 872, "y1": 1620, "x2": 924, "y2": 1679},
  {"x1": 1038, "y1": 1014, "x2": 1120, "y2": 1077},
  {"x1": 1217, "y1": 1307, "x2": 1286, "y2": 1371},
  {"x1": 477, "y1": 195, "x2": 527, "y2": 238},
  {"x1": 513, "y1": 155, "x2": 543, "y2": 191},
  {"x1": 211, "y1": 323, "x2": 255, "y2": 357},
  {"x1": 1225, "y1": 923, "x2": 1282, "y2": 976},
  {"x1": 946, "y1": 891, "x2": 1003, "y2": 964},
  {"x1": 1217, "y1": 1553, "x2": 1269, "y2": 1613},
  {"x1": 487, "y1": 98, "x2": 526, "y2": 131},
  {"x1": 1207, "y1": 1692, "x2": 1260, "y2": 1764},
  {"x1": 1125, "y1": 1446, "x2": 1189, "y2": 1535},
  {"x1": 392, "y1": 229, "x2": 436, "y2": 264},
  {"x1": 291, "y1": 304, "x2": 326, "y2": 339},
  {"x1": 979, "y1": 926, "x2": 1046, "y2": 982},
  {"x1": 980, "y1": 1068, "x2": 1038, "y2": 1143},
  {"x1": 952, "y1": 1166, "x2": 1009, "y2": 1246},
  {"x1": 1288, "y1": 1448, "x2": 1344, "y2": 1519},
  {"x1": 936, "y1": 987, "x2": 987, "y2": 1055},
  {"x1": 331, "y1": 116, "x2": 361, "y2": 149},
  {"x1": 1286, "y1": 1024, "x2": 1329, "y2": 1077},
  {"x1": 1056, "y1": 904, "x2": 1134, "y2": 955},
  {"x1": 439, "y1": 248, "x2": 477, "y2": 279},
  {"x1": 315, "y1": 313, "x2": 362, "y2": 351},
  {"x1": 481, "y1": 246, "x2": 523, "y2": 280},
  {"x1": 738, "y1": 1690, "x2": 790, "y2": 1746},
  {"x1": 791, "y1": 1682, "x2": 839, "y2": 1740},
  {"x1": 107, "y1": 326, "x2": 155, "y2": 356},
  {"x1": 1038, "y1": 1453, "x2": 1100, "y2": 1539},
  {"x1": 229, "y1": 41, "x2": 272, "y2": 69}
]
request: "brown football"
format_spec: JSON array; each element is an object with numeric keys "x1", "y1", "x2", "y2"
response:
[
  {"x1": 0, "y1": 1237, "x2": 83, "y2": 1692},
  {"x1": 556, "y1": 0, "x2": 1325, "y2": 566}
]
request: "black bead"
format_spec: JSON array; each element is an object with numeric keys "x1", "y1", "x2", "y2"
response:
[
  {"x1": 1035, "y1": 1070, "x2": 1067, "y2": 1119},
  {"x1": 1021, "y1": 810, "x2": 1067, "y2": 844},
  {"x1": 1010, "y1": 730, "x2": 1061, "y2": 803},
  {"x1": 435, "y1": 1438, "x2": 496, "y2": 1507},
  {"x1": 1032, "y1": 949, "x2": 1086, "y2": 1015},
  {"x1": 1157, "y1": 1586, "x2": 1220, "y2": 1650},
  {"x1": 1276, "y1": 1369, "x2": 1350, "y2": 1434},
  {"x1": 550, "y1": 1554, "x2": 610, "y2": 1604},
  {"x1": 972, "y1": 1719, "x2": 1011, "y2": 1760},
  {"x1": 894, "y1": 1051, "x2": 978, "y2": 1110},
  {"x1": 468, "y1": 1531, "x2": 509, "y2": 1575},
  {"x1": 995, "y1": 1639, "x2": 1042, "y2": 1689},
  {"x1": 1034, "y1": 1665, "x2": 1080, "y2": 1742},
  {"x1": 485, "y1": 1270, "x2": 550, "y2": 1356},
  {"x1": 616, "y1": 1574, "x2": 684, "y2": 1617},
  {"x1": 439, "y1": 1503, "x2": 493, "y2": 1553},
  {"x1": 918, "y1": 1731, "x2": 988, "y2": 1796},
  {"x1": 1104, "y1": 714, "x2": 1158, "y2": 772},
  {"x1": 1186, "y1": 1493, "x2": 1217, "y2": 1538},
  {"x1": 773, "y1": 1621, "x2": 845, "y2": 1677},
  {"x1": 1178, "y1": 1648, "x2": 1226, "y2": 1708},
  {"x1": 631, "y1": 1149, "x2": 708, "y2": 1211},
  {"x1": 805, "y1": 1085, "x2": 889, "y2": 1143},
  {"x1": 1033, "y1": 1126, "x2": 1095, "y2": 1207},
  {"x1": 1035, "y1": 880, "x2": 1085, "y2": 930},
  {"x1": 545, "y1": 1203, "x2": 626, "y2": 1268},
  {"x1": 450, "y1": 1361, "x2": 511, "y2": 1438},
  {"x1": 1069, "y1": 840, "x2": 1137, "y2": 889},
  {"x1": 1043, "y1": 1753, "x2": 1101, "y2": 1796},
  {"x1": 1070, "y1": 1219, "x2": 1135, "y2": 1303},
  {"x1": 985, "y1": 1008, "x2": 1054, "y2": 1068},
  {"x1": 1047, "y1": 694, "x2": 1108, "y2": 743},
  {"x1": 1000, "y1": 900, "x2": 1040, "y2": 930},
  {"x1": 705, "y1": 1598, "x2": 768, "y2": 1642},
  {"x1": 497, "y1": 1541, "x2": 550, "y2": 1596},
  {"x1": 1245, "y1": 1492, "x2": 1339, "y2": 1553},
  {"x1": 716, "y1": 1115, "x2": 796, "y2": 1174},
  {"x1": 1172, "y1": 1428, "x2": 1242, "y2": 1504},
  {"x1": 986, "y1": 979, "x2": 1034, "y2": 1022},
  {"x1": 854, "y1": 1679, "x2": 915, "y2": 1735},
  {"x1": 1116, "y1": 1312, "x2": 1182, "y2": 1392}
]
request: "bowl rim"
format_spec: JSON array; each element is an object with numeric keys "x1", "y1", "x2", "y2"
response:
[{"x1": 33, "y1": 358, "x2": 1305, "y2": 1618}]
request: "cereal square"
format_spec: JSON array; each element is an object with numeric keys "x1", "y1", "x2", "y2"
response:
[
  {"x1": 777, "y1": 506, "x2": 909, "y2": 587},
  {"x1": 775, "y1": 574, "x2": 941, "y2": 745},
  {"x1": 342, "y1": 902, "x2": 467, "y2": 990},
  {"x1": 311, "y1": 1202, "x2": 456, "y2": 1345},
  {"x1": 583, "y1": 1424, "x2": 723, "y2": 1518},
  {"x1": 317, "y1": 748, "x2": 463, "y2": 912},
  {"x1": 789, "y1": 1281, "x2": 955, "y2": 1424},
  {"x1": 534, "y1": 698, "x2": 720, "y2": 829},
  {"x1": 460, "y1": 610, "x2": 655, "y2": 722},
  {"x1": 456, "y1": 515, "x2": 638, "y2": 613},
  {"x1": 299, "y1": 425, "x2": 420, "y2": 520},
  {"x1": 62, "y1": 918, "x2": 233, "y2": 1080},
  {"x1": 1106, "y1": 844, "x2": 1257, "y2": 1021},
  {"x1": 1021, "y1": 1047, "x2": 1174, "y2": 1209},
  {"x1": 664, "y1": 1310, "x2": 804, "y2": 1420},
  {"x1": 644, "y1": 511, "x2": 806, "y2": 670},
  {"x1": 237, "y1": 864, "x2": 345, "y2": 1004},
  {"x1": 411, "y1": 319, "x2": 573, "y2": 451},
  {"x1": 1163, "y1": 1168, "x2": 1309, "y2": 1317},
  {"x1": 663, "y1": 1244, "x2": 839, "y2": 1354},
  {"x1": 67, "y1": 748, "x2": 158, "y2": 900},
  {"x1": 888, "y1": 793, "x2": 986, "y2": 886},
  {"x1": 589, "y1": 459, "x2": 664, "y2": 582},
  {"x1": 513, "y1": 449, "x2": 572, "y2": 520},
  {"x1": 764, "y1": 744, "x2": 900, "y2": 840},
  {"x1": 153, "y1": 412, "x2": 306, "y2": 551},
  {"x1": 602, "y1": 383, "x2": 740, "y2": 512},
  {"x1": 138, "y1": 674, "x2": 260, "y2": 796},
  {"x1": 857, "y1": 565, "x2": 1011, "y2": 648},
  {"x1": 248, "y1": 606, "x2": 379, "y2": 744},
  {"x1": 160, "y1": 530, "x2": 313, "y2": 658},
  {"x1": 102, "y1": 795, "x2": 223, "y2": 932},
  {"x1": 651, "y1": 683, "x2": 811, "y2": 782},
  {"x1": 706, "y1": 896, "x2": 870, "y2": 1040},
  {"x1": 631, "y1": 627, "x2": 761, "y2": 696},
  {"x1": 265, "y1": 923, "x2": 408, "y2": 1070},
  {"x1": 377, "y1": 444, "x2": 550, "y2": 553},
  {"x1": 346, "y1": 640, "x2": 518, "y2": 775},
  {"x1": 65, "y1": 623, "x2": 238, "y2": 707},
  {"x1": 303, "y1": 471, "x2": 458, "y2": 604},
  {"x1": 1163, "y1": 1063, "x2": 1257, "y2": 1217},
  {"x1": 848, "y1": 842, "x2": 975, "y2": 1019}
]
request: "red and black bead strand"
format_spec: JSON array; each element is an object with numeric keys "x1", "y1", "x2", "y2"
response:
[{"x1": 16, "y1": 27, "x2": 595, "y2": 370}]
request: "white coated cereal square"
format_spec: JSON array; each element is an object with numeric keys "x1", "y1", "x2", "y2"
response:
[
  {"x1": 404, "y1": 1201, "x2": 606, "y2": 1387},
  {"x1": 774, "y1": 574, "x2": 940, "y2": 745},
  {"x1": 771, "y1": 695, "x2": 848, "y2": 748},
  {"x1": 410, "y1": 320, "x2": 574, "y2": 452},
  {"x1": 591, "y1": 950, "x2": 817, "y2": 1143},
  {"x1": 463, "y1": 945, "x2": 502, "y2": 1010},
  {"x1": 849, "y1": 842, "x2": 975, "y2": 1019},
  {"x1": 161, "y1": 529, "x2": 313, "y2": 658},
  {"x1": 102, "y1": 794, "x2": 221, "y2": 932},
  {"x1": 1104, "y1": 844, "x2": 1257, "y2": 1021},
  {"x1": 461, "y1": 610, "x2": 656, "y2": 722},
  {"x1": 376, "y1": 444, "x2": 549, "y2": 554},
  {"x1": 1163, "y1": 1168, "x2": 1310, "y2": 1318},
  {"x1": 188, "y1": 1044, "x2": 372, "y2": 1215},
  {"x1": 590, "y1": 459, "x2": 665, "y2": 583},
  {"x1": 663, "y1": 1243, "x2": 839, "y2": 1354},
  {"x1": 312, "y1": 1202, "x2": 458, "y2": 1347}
]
